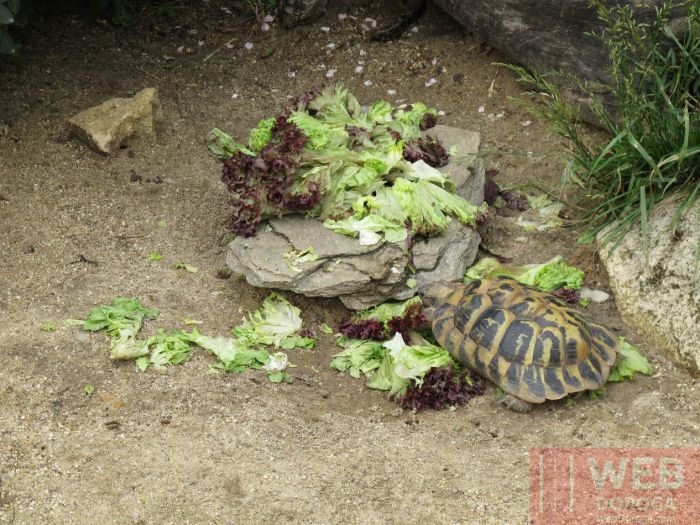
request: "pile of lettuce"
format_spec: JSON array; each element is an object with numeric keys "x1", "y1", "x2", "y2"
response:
[
  {"x1": 69, "y1": 293, "x2": 313, "y2": 382},
  {"x1": 209, "y1": 85, "x2": 478, "y2": 242},
  {"x1": 331, "y1": 297, "x2": 484, "y2": 409}
]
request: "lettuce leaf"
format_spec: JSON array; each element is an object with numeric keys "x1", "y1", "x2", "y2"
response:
[
  {"x1": 189, "y1": 328, "x2": 270, "y2": 372},
  {"x1": 248, "y1": 118, "x2": 276, "y2": 152},
  {"x1": 464, "y1": 256, "x2": 584, "y2": 291},
  {"x1": 607, "y1": 338, "x2": 653, "y2": 382},
  {"x1": 366, "y1": 352, "x2": 410, "y2": 397},
  {"x1": 330, "y1": 338, "x2": 386, "y2": 379},
  {"x1": 358, "y1": 297, "x2": 422, "y2": 323},
  {"x1": 145, "y1": 329, "x2": 194, "y2": 368},
  {"x1": 208, "y1": 128, "x2": 255, "y2": 159},
  {"x1": 232, "y1": 292, "x2": 303, "y2": 347},
  {"x1": 383, "y1": 332, "x2": 453, "y2": 386},
  {"x1": 323, "y1": 214, "x2": 408, "y2": 244}
]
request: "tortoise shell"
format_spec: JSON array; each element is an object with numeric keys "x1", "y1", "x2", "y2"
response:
[{"x1": 431, "y1": 278, "x2": 619, "y2": 403}]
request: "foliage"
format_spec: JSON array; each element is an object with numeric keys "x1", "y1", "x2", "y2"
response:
[
  {"x1": 0, "y1": 0, "x2": 21, "y2": 54},
  {"x1": 503, "y1": 1, "x2": 700, "y2": 252},
  {"x1": 210, "y1": 85, "x2": 478, "y2": 240}
]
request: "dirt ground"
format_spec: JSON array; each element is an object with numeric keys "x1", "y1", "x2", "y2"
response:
[{"x1": 1, "y1": 2, "x2": 698, "y2": 524}]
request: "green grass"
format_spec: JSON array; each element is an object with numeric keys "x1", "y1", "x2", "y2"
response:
[{"x1": 502, "y1": 0, "x2": 700, "y2": 254}]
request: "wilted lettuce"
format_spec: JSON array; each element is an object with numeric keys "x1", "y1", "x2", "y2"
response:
[
  {"x1": 232, "y1": 292, "x2": 303, "y2": 347},
  {"x1": 607, "y1": 338, "x2": 653, "y2": 382},
  {"x1": 464, "y1": 256, "x2": 584, "y2": 291}
]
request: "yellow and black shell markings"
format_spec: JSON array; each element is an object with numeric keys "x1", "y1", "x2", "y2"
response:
[{"x1": 431, "y1": 278, "x2": 619, "y2": 404}]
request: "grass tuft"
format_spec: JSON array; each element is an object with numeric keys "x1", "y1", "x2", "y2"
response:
[{"x1": 501, "y1": 0, "x2": 700, "y2": 254}]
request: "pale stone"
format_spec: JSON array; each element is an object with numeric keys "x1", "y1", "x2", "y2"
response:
[
  {"x1": 599, "y1": 200, "x2": 700, "y2": 371},
  {"x1": 68, "y1": 88, "x2": 161, "y2": 154}
]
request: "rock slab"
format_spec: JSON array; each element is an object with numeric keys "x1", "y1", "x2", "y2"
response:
[
  {"x1": 599, "y1": 200, "x2": 700, "y2": 372},
  {"x1": 227, "y1": 125, "x2": 483, "y2": 309},
  {"x1": 68, "y1": 88, "x2": 161, "y2": 154}
]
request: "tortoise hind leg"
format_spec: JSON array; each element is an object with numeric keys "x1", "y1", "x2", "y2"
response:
[{"x1": 497, "y1": 395, "x2": 532, "y2": 413}]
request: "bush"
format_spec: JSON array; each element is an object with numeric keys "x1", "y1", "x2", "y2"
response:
[{"x1": 505, "y1": 0, "x2": 700, "y2": 253}]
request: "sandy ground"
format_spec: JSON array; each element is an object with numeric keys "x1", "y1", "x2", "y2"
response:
[{"x1": 1, "y1": 2, "x2": 698, "y2": 524}]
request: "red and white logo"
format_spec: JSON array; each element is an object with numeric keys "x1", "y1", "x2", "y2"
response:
[{"x1": 530, "y1": 448, "x2": 700, "y2": 524}]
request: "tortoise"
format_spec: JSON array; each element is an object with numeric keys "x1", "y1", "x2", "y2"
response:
[{"x1": 422, "y1": 277, "x2": 620, "y2": 412}]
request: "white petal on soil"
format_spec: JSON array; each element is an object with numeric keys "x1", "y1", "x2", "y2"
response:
[
  {"x1": 355, "y1": 65, "x2": 364, "y2": 73},
  {"x1": 325, "y1": 69, "x2": 337, "y2": 78},
  {"x1": 477, "y1": 105, "x2": 485, "y2": 113},
  {"x1": 363, "y1": 79, "x2": 372, "y2": 86},
  {"x1": 425, "y1": 78, "x2": 437, "y2": 87},
  {"x1": 264, "y1": 14, "x2": 274, "y2": 22},
  {"x1": 387, "y1": 89, "x2": 397, "y2": 96},
  {"x1": 244, "y1": 42, "x2": 253, "y2": 50},
  {"x1": 321, "y1": 26, "x2": 330, "y2": 32}
]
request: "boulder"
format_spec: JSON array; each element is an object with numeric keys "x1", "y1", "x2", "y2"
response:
[
  {"x1": 68, "y1": 88, "x2": 161, "y2": 154},
  {"x1": 599, "y1": 200, "x2": 700, "y2": 372},
  {"x1": 227, "y1": 126, "x2": 484, "y2": 309}
]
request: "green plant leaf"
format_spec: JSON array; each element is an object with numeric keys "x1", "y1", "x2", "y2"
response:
[{"x1": 0, "y1": 4, "x2": 14, "y2": 24}]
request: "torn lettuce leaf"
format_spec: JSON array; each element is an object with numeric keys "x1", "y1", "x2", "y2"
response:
[
  {"x1": 232, "y1": 292, "x2": 303, "y2": 347},
  {"x1": 81, "y1": 297, "x2": 158, "y2": 335},
  {"x1": 208, "y1": 128, "x2": 255, "y2": 159},
  {"x1": 146, "y1": 329, "x2": 194, "y2": 368},
  {"x1": 608, "y1": 338, "x2": 653, "y2": 382},
  {"x1": 280, "y1": 335, "x2": 316, "y2": 350},
  {"x1": 463, "y1": 256, "x2": 584, "y2": 291},
  {"x1": 323, "y1": 214, "x2": 409, "y2": 244},
  {"x1": 330, "y1": 338, "x2": 386, "y2": 379},
  {"x1": 248, "y1": 118, "x2": 276, "y2": 152},
  {"x1": 357, "y1": 297, "x2": 423, "y2": 324},
  {"x1": 383, "y1": 332, "x2": 453, "y2": 386},
  {"x1": 365, "y1": 352, "x2": 410, "y2": 397}
]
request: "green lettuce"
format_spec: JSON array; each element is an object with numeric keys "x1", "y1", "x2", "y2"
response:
[
  {"x1": 74, "y1": 297, "x2": 159, "y2": 361},
  {"x1": 383, "y1": 333, "x2": 453, "y2": 386},
  {"x1": 608, "y1": 338, "x2": 653, "y2": 382},
  {"x1": 323, "y1": 214, "x2": 408, "y2": 244},
  {"x1": 392, "y1": 178, "x2": 477, "y2": 234},
  {"x1": 232, "y1": 292, "x2": 303, "y2": 347},
  {"x1": 208, "y1": 128, "x2": 255, "y2": 159},
  {"x1": 357, "y1": 296, "x2": 422, "y2": 323},
  {"x1": 330, "y1": 338, "x2": 386, "y2": 379},
  {"x1": 248, "y1": 118, "x2": 276, "y2": 152},
  {"x1": 144, "y1": 329, "x2": 194, "y2": 368},
  {"x1": 189, "y1": 328, "x2": 270, "y2": 372},
  {"x1": 464, "y1": 256, "x2": 584, "y2": 291},
  {"x1": 366, "y1": 352, "x2": 410, "y2": 396}
]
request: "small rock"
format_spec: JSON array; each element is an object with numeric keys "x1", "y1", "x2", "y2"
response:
[{"x1": 68, "y1": 88, "x2": 161, "y2": 155}]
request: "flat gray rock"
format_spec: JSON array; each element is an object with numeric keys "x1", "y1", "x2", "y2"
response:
[
  {"x1": 227, "y1": 126, "x2": 483, "y2": 309},
  {"x1": 599, "y1": 201, "x2": 700, "y2": 372}
]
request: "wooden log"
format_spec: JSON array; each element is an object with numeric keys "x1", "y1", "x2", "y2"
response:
[{"x1": 432, "y1": 0, "x2": 685, "y2": 124}]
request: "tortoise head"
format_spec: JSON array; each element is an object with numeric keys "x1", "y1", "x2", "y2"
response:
[{"x1": 419, "y1": 282, "x2": 456, "y2": 322}]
